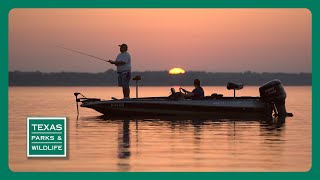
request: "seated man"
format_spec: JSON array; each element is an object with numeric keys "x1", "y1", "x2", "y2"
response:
[{"x1": 179, "y1": 79, "x2": 205, "y2": 100}]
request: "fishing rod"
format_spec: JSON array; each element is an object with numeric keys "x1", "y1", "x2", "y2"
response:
[{"x1": 57, "y1": 45, "x2": 111, "y2": 63}]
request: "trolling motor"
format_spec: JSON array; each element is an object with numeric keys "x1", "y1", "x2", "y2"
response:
[
  {"x1": 74, "y1": 92, "x2": 100, "y2": 115},
  {"x1": 74, "y1": 92, "x2": 85, "y2": 115},
  {"x1": 259, "y1": 79, "x2": 293, "y2": 118}
]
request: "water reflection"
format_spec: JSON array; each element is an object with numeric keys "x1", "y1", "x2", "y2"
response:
[
  {"x1": 117, "y1": 119, "x2": 131, "y2": 171},
  {"x1": 77, "y1": 115, "x2": 289, "y2": 171},
  {"x1": 191, "y1": 120, "x2": 203, "y2": 157},
  {"x1": 260, "y1": 117, "x2": 286, "y2": 141}
]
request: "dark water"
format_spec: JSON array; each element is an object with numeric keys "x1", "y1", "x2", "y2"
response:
[{"x1": 9, "y1": 86, "x2": 311, "y2": 171}]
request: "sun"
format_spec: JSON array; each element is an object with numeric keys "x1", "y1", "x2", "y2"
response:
[{"x1": 169, "y1": 68, "x2": 185, "y2": 75}]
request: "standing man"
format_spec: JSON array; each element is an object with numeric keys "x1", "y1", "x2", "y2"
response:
[{"x1": 108, "y1": 44, "x2": 131, "y2": 99}]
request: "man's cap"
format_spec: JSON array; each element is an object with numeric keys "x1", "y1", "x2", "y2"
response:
[{"x1": 118, "y1": 44, "x2": 128, "y2": 48}]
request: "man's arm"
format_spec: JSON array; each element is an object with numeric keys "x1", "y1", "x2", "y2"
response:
[
  {"x1": 180, "y1": 88, "x2": 195, "y2": 97},
  {"x1": 108, "y1": 60, "x2": 126, "y2": 66}
]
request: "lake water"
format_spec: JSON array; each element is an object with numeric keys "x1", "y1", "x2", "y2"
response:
[{"x1": 9, "y1": 86, "x2": 311, "y2": 172}]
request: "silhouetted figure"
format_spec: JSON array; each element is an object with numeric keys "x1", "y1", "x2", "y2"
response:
[
  {"x1": 179, "y1": 79, "x2": 205, "y2": 100},
  {"x1": 108, "y1": 44, "x2": 131, "y2": 99}
]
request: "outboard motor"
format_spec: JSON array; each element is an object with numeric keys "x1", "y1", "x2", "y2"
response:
[{"x1": 259, "y1": 79, "x2": 287, "y2": 118}]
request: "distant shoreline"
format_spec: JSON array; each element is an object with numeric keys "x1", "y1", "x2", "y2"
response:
[{"x1": 9, "y1": 70, "x2": 312, "y2": 86}]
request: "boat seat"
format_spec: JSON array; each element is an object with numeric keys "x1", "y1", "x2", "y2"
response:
[
  {"x1": 227, "y1": 82, "x2": 243, "y2": 90},
  {"x1": 132, "y1": 75, "x2": 141, "y2": 81},
  {"x1": 227, "y1": 82, "x2": 244, "y2": 98}
]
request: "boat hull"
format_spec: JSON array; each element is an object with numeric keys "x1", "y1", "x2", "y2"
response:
[{"x1": 80, "y1": 98, "x2": 272, "y2": 118}]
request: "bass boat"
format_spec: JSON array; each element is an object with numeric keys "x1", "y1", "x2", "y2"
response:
[{"x1": 74, "y1": 79, "x2": 292, "y2": 119}]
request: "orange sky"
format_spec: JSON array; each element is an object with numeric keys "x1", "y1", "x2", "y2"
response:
[{"x1": 9, "y1": 8, "x2": 311, "y2": 73}]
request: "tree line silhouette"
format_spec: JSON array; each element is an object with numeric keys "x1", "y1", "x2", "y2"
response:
[{"x1": 9, "y1": 69, "x2": 311, "y2": 86}]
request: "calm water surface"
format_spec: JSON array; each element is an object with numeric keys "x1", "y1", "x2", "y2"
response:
[{"x1": 9, "y1": 86, "x2": 311, "y2": 171}]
